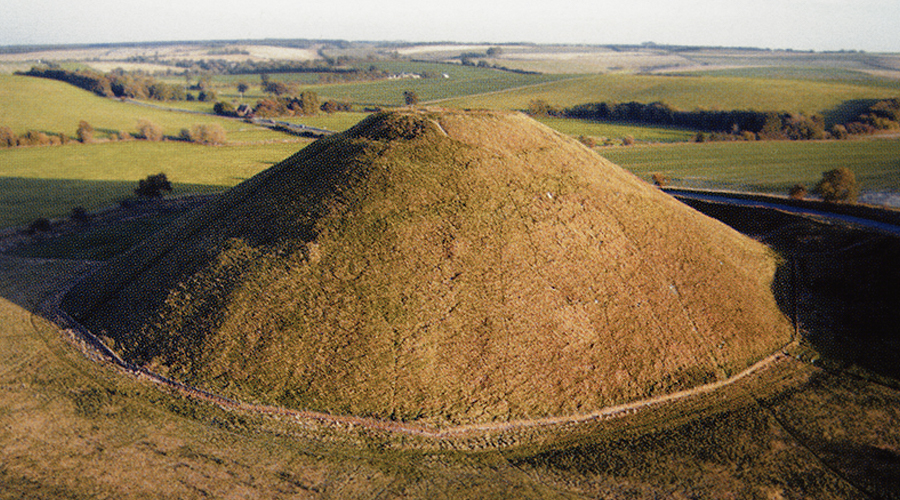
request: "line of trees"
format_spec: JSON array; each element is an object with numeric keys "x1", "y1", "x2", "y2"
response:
[
  {"x1": 0, "y1": 119, "x2": 226, "y2": 148},
  {"x1": 531, "y1": 97, "x2": 900, "y2": 142},
  {"x1": 17, "y1": 66, "x2": 216, "y2": 102},
  {"x1": 556, "y1": 101, "x2": 826, "y2": 141}
]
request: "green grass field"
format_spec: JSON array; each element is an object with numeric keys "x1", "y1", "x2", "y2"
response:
[
  {"x1": 438, "y1": 73, "x2": 900, "y2": 119},
  {"x1": 0, "y1": 74, "x2": 289, "y2": 143},
  {"x1": 599, "y1": 137, "x2": 900, "y2": 195},
  {"x1": 202, "y1": 62, "x2": 572, "y2": 108},
  {"x1": 279, "y1": 111, "x2": 370, "y2": 131},
  {"x1": 536, "y1": 116, "x2": 696, "y2": 143},
  {"x1": 0, "y1": 141, "x2": 303, "y2": 227}
]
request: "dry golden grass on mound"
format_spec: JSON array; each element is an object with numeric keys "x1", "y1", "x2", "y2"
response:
[{"x1": 64, "y1": 108, "x2": 792, "y2": 427}]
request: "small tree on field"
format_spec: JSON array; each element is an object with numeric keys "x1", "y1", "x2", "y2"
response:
[
  {"x1": 527, "y1": 99, "x2": 554, "y2": 117},
  {"x1": 135, "y1": 173, "x2": 173, "y2": 198},
  {"x1": 0, "y1": 126, "x2": 17, "y2": 147},
  {"x1": 403, "y1": 90, "x2": 419, "y2": 106},
  {"x1": 77, "y1": 120, "x2": 94, "y2": 143},
  {"x1": 237, "y1": 81, "x2": 249, "y2": 101},
  {"x1": 651, "y1": 173, "x2": 668, "y2": 187},
  {"x1": 28, "y1": 217, "x2": 52, "y2": 234},
  {"x1": 789, "y1": 184, "x2": 808, "y2": 200},
  {"x1": 814, "y1": 167, "x2": 858, "y2": 203},
  {"x1": 137, "y1": 119, "x2": 164, "y2": 141},
  {"x1": 298, "y1": 91, "x2": 319, "y2": 115},
  {"x1": 71, "y1": 206, "x2": 89, "y2": 223}
]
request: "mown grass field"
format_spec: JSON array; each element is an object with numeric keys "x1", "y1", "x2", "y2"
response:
[
  {"x1": 599, "y1": 137, "x2": 900, "y2": 194},
  {"x1": 0, "y1": 74, "x2": 289, "y2": 143},
  {"x1": 0, "y1": 141, "x2": 302, "y2": 227},
  {"x1": 437, "y1": 72, "x2": 900, "y2": 119},
  {"x1": 536, "y1": 116, "x2": 696, "y2": 143}
]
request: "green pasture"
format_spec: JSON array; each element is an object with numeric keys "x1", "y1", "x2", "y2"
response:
[
  {"x1": 678, "y1": 66, "x2": 900, "y2": 88},
  {"x1": 600, "y1": 138, "x2": 900, "y2": 195},
  {"x1": 279, "y1": 111, "x2": 369, "y2": 131},
  {"x1": 536, "y1": 116, "x2": 696, "y2": 143},
  {"x1": 0, "y1": 74, "x2": 288, "y2": 143},
  {"x1": 437, "y1": 73, "x2": 900, "y2": 120},
  {"x1": 0, "y1": 141, "x2": 303, "y2": 227},
  {"x1": 200, "y1": 62, "x2": 570, "y2": 107}
]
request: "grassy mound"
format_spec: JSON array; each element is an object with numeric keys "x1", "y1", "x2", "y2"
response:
[{"x1": 62, "y1": 108, "x2": 791, "y2": 427}]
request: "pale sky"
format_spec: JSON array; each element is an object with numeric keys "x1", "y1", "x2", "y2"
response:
[{"x1": 2, "y1": 0, "x2": 899, "y2": 52}]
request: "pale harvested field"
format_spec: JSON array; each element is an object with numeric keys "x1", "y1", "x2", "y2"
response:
[
  {"x1": 0, "y1": 43, "x2": 321, "y2": 64},
  {"x1": 87, "y1": 61, "x2": 183, "y2": 73},
  {"x1": 497, "y1": 50, "x2": 694, "y2": 73},
  {"x1": 395, "y1": 44, "x2": 496, "y2": 55}
]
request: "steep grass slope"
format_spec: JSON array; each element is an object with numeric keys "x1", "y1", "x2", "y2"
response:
[{"x1": 62, "y1": 109, "x2": 791, "y2": 427}]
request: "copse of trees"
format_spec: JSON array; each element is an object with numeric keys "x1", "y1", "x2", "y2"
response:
[
  {"x1": 19, "y1": 66, "x2": 191, "y2": 102},
  {"x1": 550, "y1": 97, "x2": 899, "y2": 142},
  {"x1": 839, "y1": 98, "x2": 900, "y2": 135},
  {"x1": 251, "y1": 92, "x2": 320, "y2": 117},
  {"x1": 560, "y1": 101, "x2": 826, "y2": 140}
]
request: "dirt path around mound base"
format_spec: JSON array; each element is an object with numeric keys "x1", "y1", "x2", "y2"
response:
[{"x1": 35, "y1": 259, "x2": 793, "y2": 445}]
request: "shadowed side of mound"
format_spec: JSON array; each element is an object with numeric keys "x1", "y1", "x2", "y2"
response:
[{"x1": 61, "y1": 108, "x2": 792, "y2": 428}]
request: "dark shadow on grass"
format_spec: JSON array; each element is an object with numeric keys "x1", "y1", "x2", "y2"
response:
[
  {"x1": 0, "y1": 176, "x2": 227, "y2": 228},
  {"x1": 678, "y1": 196, "x2": 900, "y2": 382},
  {"x1": 0, "y1": 176, "x2": 223, "y2": 320},
  {"x1": 822, "y1": 98, "x2": 882, "y2": 128}
]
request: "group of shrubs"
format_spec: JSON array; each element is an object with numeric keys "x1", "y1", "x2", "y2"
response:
[
  {"x1": 789, "y1": 167, "x2": 860, "y2": 203},
  {"x1": 214, "y1": 91, "x2": 351, "y2": 118},
  {"x1": 0, "y1": 120, "x2": 226, "y2": 148},
  {"x1": 651, "y1": 167, "x2": 860, "y2": 204}
]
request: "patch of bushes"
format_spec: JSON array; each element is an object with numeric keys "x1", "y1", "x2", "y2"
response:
[
  {"x1": 136, "y1": 119, "x2": 164, "y2": 141},
  {"x1": 181, "y1": 124, "x2": 226, "y2": 145}
]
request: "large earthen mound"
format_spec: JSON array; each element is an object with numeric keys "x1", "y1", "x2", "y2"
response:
[{"x1": 63, "y1": 109, "x2": 792, "y2": 427}]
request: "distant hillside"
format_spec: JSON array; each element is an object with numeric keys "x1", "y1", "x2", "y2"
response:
[{"x1": 62, "y1": 108, "x2": 792, "y2": 427}]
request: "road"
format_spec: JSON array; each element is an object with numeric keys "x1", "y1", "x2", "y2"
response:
[{"x1": 666, "y1": 188, "x2": 900, "y2": 237}]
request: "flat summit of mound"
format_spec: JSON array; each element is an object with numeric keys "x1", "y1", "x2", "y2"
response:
[{"x1": 63, "y1": 108, "x2": 791, "y2": 427}]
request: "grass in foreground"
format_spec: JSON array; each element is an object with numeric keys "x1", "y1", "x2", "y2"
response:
[{"x1": 1, "y1": 255, "x2": 897, "y2": 498}]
